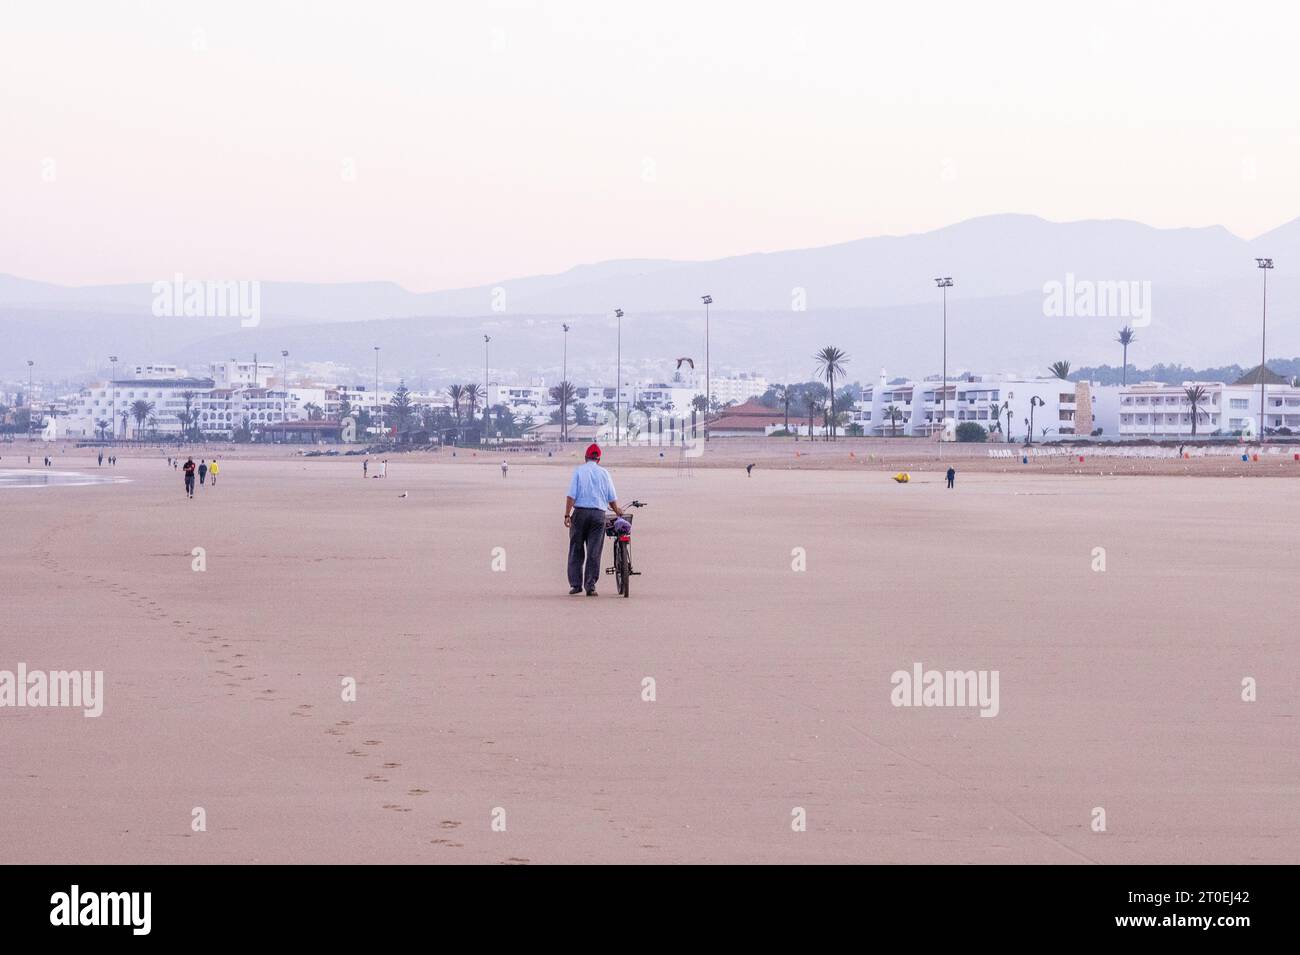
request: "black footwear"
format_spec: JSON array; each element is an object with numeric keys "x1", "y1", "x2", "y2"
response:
[
  {"x1": 586, "y1": 589, "x2": 598, "y2": 597},
  {"x1": 569, "y1": 586, "x2": 582, "y2": 595}
]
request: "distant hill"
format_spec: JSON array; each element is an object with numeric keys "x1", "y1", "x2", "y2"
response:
[{"x1": 4, "y1": 213, "x2": 1298, "y2": 383}]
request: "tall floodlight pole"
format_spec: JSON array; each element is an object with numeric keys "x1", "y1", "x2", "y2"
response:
[
  {"x1": 935, "y1": 277, "x2": 953, "y2": 451},
  {"x1": 614, "y1": 309, "x2": 624, "y2": 445},
  {"x1": 483, "y1": 334, "x2": 491, "y2": 432},
  {"x1": 701, "y1": 294, "x2": 712, "y2": 441},
  {"x1": 374, "y1": 345, "x2": 381, "y2": 434},
  {"x1": 1256, "y1": 258, "x2": 1274, "y2": 442},
  {"x1": 281, "y1": 349, "x2": 289, "y2": 421},
  {"x1": 26, "y1": 360, "x2": 34, "y2": 440},
  {"x1": 561, "y1": 323, "x2": 570, "y2": 443}
]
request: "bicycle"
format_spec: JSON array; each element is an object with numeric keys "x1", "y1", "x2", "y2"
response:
[{"x1": 604, "y1": 500, "x2": 646, "y2": 598}]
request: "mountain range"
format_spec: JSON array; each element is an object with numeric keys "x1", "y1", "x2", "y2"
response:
[{"x1": 4, "y1": 213, "x2": 1297, "y2": 386}]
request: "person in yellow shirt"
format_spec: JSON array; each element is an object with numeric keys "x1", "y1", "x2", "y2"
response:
[{"x1": 209, "y1": 458, "x2": 219, "y2": 486}]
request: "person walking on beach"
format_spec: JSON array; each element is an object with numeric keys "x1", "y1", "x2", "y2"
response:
[
  {"x1": 209, "y1": 458, "x2": 219, "y2": 486},
  {"x1": 98, "y1": 452, "x2": 103, "y2": 467},
  {"x1": 363, "y1": 457, "x2": 369, "y2": 478},
  {"x1": 198, "y1": 459, "x2": 208, "y2": 486},
  {"x1": 380, "y1": 459, "x2": 387, "y2": 479},
  {"x1": 946, "y1": 466, "x2": 956, "y2": 489},
  {"x1": 183, "y1": 457, "x2": 196, "y2": 498},
  {"x1": 501, "y1": 460, "x2": 509, "y2": 479},
  {"x1": 564, "y1": 443, "x2": 624, "y2": 596}
]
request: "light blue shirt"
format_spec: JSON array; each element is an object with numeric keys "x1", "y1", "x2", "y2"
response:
[{"x1": 567, "y1": 460, "x2": 617, "y2": 509}]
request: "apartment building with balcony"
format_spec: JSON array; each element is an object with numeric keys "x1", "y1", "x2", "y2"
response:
[{"x1": 1117, "y1": 366, "x2": 1300, "y2": 438}]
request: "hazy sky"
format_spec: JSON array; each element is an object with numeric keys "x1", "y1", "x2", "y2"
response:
[{"x1": 4, "y1": 0, "x2": 1299, "y2": 290}]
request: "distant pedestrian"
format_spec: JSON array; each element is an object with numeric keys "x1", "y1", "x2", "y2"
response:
[
  {"x1": 198, "y1": 460, "x2": 208, "y2": 486},
  {"x1": 98, "y1": 452, "x2": 103, "y2": 467},
  {"x1": 380, "y1": 459, "x2": 387, "y2": 479},
  {"x1": 183, "y1": 457, "x2": 196, "y2": 498},
  {"x1": 363, "y1": 457, "x2": 368, "y2": 478},
  {"x1": 501, "y1": 460, "x2": 509, "y2": 479},
  {"x1": 209, "y1": 459, "x2": 219, "y2": 485},
  {"x1": 946, "y1": 466, "x2": 956, "y2": 489},
  {"x1": 746, "y1": 463, "x2": 755, "y2": 476}
]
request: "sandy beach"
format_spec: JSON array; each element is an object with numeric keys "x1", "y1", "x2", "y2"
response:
[{"x1": 2, "y1": 443, "x2": 1297, "y2": 864}]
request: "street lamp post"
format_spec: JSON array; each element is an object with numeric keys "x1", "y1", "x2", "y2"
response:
[
  {"x1": 374, "y1": 345, "x2": 381, "y2": 435},
  {"x1": 614, "y1": 309, "x2": 623, "y2": 445},
  {"x1": 561, "y1": 323, "x2": 570, "y2": 444},
  {"x1": 483, "y1": 334, "x2": 491, "y2": 432},
  {"x1": 1256, "y1": 258, "x2": 1274, "y2": 442},
  {"x1": 701, "y1": 295, "x2": 712, "y2": 441},
  {"x1": 281, "y1": 349, "x2": 289, "y2": 422},
  {"x1": 1027, "y1": 395, "x2": 1044, "y2": 445},
  {"x1": 934, "y1": 277, "x2": 953, "y2": 450}
]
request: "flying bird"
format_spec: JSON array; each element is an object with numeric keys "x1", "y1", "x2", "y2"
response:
[{"x1": 675, "y1": 357, "x2": 695, "y2": 370}]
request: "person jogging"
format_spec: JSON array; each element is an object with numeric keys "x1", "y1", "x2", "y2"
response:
[
  {"x1": 564, "y1": 443, "x2": 624, "y2": 596},
  {"x1": 183, "y1": 457, "x2": 196, "y2": 498}
]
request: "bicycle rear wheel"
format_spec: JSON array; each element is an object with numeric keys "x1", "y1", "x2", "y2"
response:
[{"x1": 615, "y1": 541, "x2": 630, "y2": 597}]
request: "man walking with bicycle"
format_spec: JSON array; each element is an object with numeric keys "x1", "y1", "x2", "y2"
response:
[{"x1": 564, "y1": 443, "x2": 624, "y2": 596}]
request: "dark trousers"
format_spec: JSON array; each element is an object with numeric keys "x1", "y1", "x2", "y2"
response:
[
  {"x1": 568, "y1": 507, "x2": 606, "y2": 591},
  {"x1": 184, "y1": 475, "x2": 195, "y2": 496}
]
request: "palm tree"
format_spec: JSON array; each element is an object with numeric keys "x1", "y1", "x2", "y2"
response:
[
  {"x1": 387, "y1": 383, "x2": 413, "y2": 432},
  {"x1": 550, "y1": 381, "x2": 577, "y2": 441},
  {"x1": 813, "y1": 346, "x2": 849, "y2": 440},
  {"x1": 130, "y1": 400, "x2": 154, "y2": 439},
  {"x1": 805, "y1": 395, "x2": 820, "y2": 441},
  {"x1": 446, "y1": 384, "x2": 464, "y2": 428},
  {"x1": 989, "y1": 401, "x2": 1009, "y2": 440},
  {"x1": 774, "y1": 384, "x2": 792, "y2": 433},
  {"x1": 179, "y1": 390, "x2": 197, "y2": 439},
  {"x1": 337, "y1": 396, "x2": 353, "y2": 422},
  {"x1": 118, "y1": 408, "x2": 130, "y2": 438},
  {"x1": 1116, "y1": 326, "x2": 1137, "y2": 385},
  {"x1": 883, "y1": 404, "x2": 903, "y2": 437},
  {"x1": 492, "y1": 404, "x2": 517, "y2": 438},
  {"x1": 462, "y1": 383, "x2": 483, "y2": 425},
  {"x1": 1184, "y1": 384, "x2": 1208, "y2": 437},
  {"x1": 146, "y1": 413, "x2": 158, "y2": 439},
  {"x1": 1048, "y1": 360, "x2": 1071, "y2": 381},
  {"x1": 303, "y1": 402, "x2": 323, "y2": 421},
  {"x1": 95, "y1": 418, "x2": 110, "y2": 441}
]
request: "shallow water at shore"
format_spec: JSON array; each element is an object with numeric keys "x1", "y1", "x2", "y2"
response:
[{"x1": 0, "y1": 469, "x2": 131, "y2": 489}]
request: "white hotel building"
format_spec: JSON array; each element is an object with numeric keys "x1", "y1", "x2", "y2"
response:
[
  {"x1": 1116, "y1": 367, "x2": 1300, "y2": 438},
  {"x1": 484, "y1": 373, "x2": 767, "y2": 421},
  {"x1": 855, "y1": 371, "x2": 1121, "y2": 441}
]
